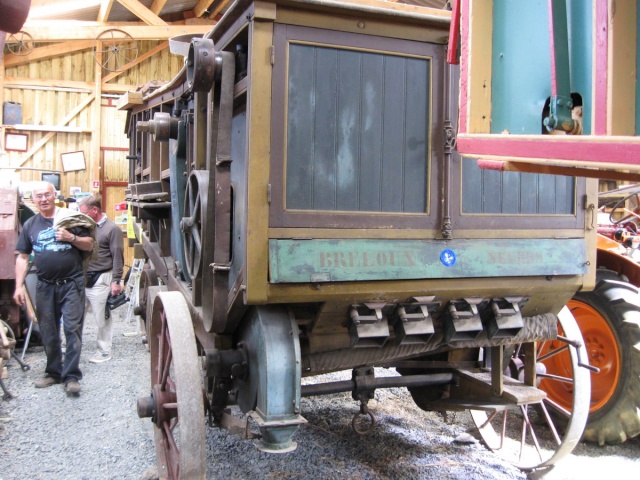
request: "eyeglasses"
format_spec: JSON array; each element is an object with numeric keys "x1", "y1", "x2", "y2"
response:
[{"x1": 34, "y1": 193, "x2": 55, "y2": 200}]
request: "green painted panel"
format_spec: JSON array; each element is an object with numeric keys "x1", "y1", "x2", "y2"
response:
[{"x1": 268, "y1": 238, "x2": 587, "y2": 283}]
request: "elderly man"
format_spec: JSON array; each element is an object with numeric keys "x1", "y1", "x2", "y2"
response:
[
  {"x1": 14, "y1": 181, "x2": 94, "y2": 395},
  {"x1": 79, "y1": 195, "x2": 124, "y2": 363}
]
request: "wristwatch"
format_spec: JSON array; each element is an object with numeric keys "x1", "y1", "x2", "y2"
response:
[{"x1": 71, "y1": 235, "x2": 77, "y2": 243}]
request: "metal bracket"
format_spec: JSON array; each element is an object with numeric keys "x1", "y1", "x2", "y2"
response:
[
  {"x1": 444, "y1": 298, "x2": 485, "y2": 342},
  {"x1": 485, "y1": 297, "x2": 525, "y2": 339},
  {"x1": 349, "y1": 303, "x2": 391, "y2": 347},
  {"x1": 393, "y1": 296, "x2": 439, "y2": 345}
]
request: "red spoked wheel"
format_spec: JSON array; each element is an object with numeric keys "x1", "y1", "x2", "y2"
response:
[{"x1": 140, "y1": 291, "x2": 206, "y2": 479}]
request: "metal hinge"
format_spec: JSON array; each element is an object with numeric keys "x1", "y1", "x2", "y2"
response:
[
  {"x1": 270, "y1": 45, "x2": 275, "y2": 65},
  {"x1": 267, "y1": 184, "x2": 271, "y2": 204}
]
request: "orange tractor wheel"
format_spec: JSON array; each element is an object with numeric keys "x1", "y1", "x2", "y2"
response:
[{"x1": 541, "y1": 269, "x2": 640, "y2": 445}]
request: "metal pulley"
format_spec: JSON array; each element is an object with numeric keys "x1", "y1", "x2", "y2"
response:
[
  {"x1": 136, "y1": 112, "x2": 179, "y2": 142},
  {"x1": 187, "y1": 38, "x2": 223, "y2": 93}
]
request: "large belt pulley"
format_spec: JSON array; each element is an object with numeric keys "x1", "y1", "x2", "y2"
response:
[{"x1": 182, "y1": 38, "x2": 236, "y2": 333}]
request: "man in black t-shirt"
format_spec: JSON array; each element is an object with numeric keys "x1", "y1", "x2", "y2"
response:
[{"x1": 14, "y1": 181, "x2": 94, "y2": 395}]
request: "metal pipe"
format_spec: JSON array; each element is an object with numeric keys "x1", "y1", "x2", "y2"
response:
[{"x1": 301, "y1": 373, "x2": 454, "y2": 397}]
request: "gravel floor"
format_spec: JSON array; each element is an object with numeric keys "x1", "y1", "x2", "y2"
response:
[{"x1": 1, "y1": 308, "x2": 639, "y2": 480}]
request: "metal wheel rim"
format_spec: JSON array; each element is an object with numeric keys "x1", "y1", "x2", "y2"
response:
[
  {"x1": 182, "y1": 171, "x2": 208, "y2": 281},
  {"x1": 6, "y1": 31, "x2": 34, "y2": 56},
  {"x1": 95, "y1": 28, "x2": 139, "y2": 72},
  {"x1": 470, "y1": 306, "x2": 591, "y2": 470},
  {"x1": 149, "y1": 291, "x2": 206, "y2": 479},
  {"x1": 564, "y1": 299, "x2": 620, "y2": 412}
]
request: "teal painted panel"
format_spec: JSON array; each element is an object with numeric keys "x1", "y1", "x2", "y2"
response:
[
  {"x1": 568, "y1": 0, "x2": 593, "y2": 134},
  {"x1": 491, "y1": 0, "x2": 593, "y2": 134},
  {"x1": 268, "y1": 238, "x2": 587, "y2": 283},
  {"x1": 492, "y1": 0, "x2": 549, "y2": 134}
]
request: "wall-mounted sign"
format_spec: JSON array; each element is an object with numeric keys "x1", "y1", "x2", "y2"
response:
[
  {"x1": 92, "y1": 180, "x2": 100, "y2": 189},
  {"x1": 61, "y1": 151, "x2": 86, "y2": 172},
  {"x1": 5, "y1": 132, "x2": 28, "y2": 152}
]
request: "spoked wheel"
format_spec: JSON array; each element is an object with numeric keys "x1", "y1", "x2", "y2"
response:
[
  {"x1": 5, "y1": 31, "x2": 34, "y2": 56},
  {"x1": 95, "y1": 29, "x2": 139, "y2": 72},
  {"x1": 181, "y1": 171, "x2": 209, "y2": 282},
  {"x1": 138, "y1": 291, "x2": 206, "y2": 480},
  {"x1": 607, "y1": 189, "x2": 640, "y2": 226},
  {"x1": 471, "y1": 307, "x2": 591, "y2": 470}
]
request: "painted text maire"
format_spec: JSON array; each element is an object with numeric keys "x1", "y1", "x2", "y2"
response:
[{"x1": 318, "y1": 250, "x2": 417, "y2": 268}]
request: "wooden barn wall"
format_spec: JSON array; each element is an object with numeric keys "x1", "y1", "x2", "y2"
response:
[
  {"x1": 2, "y1": 41, "x2": 183, "y2": 195},
  {"x1": 2, "y1": 41, "x2": 184, "y2": 272}
]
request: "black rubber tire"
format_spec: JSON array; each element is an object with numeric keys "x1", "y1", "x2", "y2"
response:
[{"x1": 571, "y1": 269, "x2": 640, "y2": 445}]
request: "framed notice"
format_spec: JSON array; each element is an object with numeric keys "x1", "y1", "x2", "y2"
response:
[
  {"x1": 61, "y1": 151, "x2": 86, "y2": 172},
  {"x1": 5, "y1": 132, "x2": 28, "y2": 152}
]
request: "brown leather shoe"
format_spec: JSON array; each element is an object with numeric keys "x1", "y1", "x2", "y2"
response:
[
  {"x1": 34, "y1": 376, "x2": 61, "y2": 388},
  {"x1": 65, "y1": 380, "x2": 81, "y2": 394}
]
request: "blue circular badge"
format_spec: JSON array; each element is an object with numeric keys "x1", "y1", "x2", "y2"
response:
[{"x1": 440, "y1": 249, "x2": 457, "y2": 267}]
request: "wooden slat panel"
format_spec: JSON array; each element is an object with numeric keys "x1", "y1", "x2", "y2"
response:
[
  {"x1": 285, "y1": 43, "x2": 429, "y2": 213},
  {"x1": 461, "y1": 158, "x2": 575, "y2": 215}
]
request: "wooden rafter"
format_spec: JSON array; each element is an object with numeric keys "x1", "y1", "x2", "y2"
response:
[
  {"x1": 4, "y1": 77, "x2": 136, "y2": 94},
  {"x1": 98, "y1": 0, "x2": 117, "y2": 22},
  {"x1": 4, "y1": 40, "x2": 95, "y2": 68},
  {"x1": 21, "y1": 24, "x2": 210, "y2": 41},
  {"x1": 5, "y1": 77, "x2": 96, "y2": 91},
  {"x1": 150, "y1": 0, "x2": 169, "y2": 15},
  {"x1": 18, "y1": 94, "x2": 96, "y2": 168},
  {"x1": 204, "y1": 0, "x2": 232, "y2": 19},
  {"x1": 117, "y1": 0, "x2": 167, "y2": 26},
  {"x1": 194, "y1": 0, "x2": 216, "y2": 17},
  {"x1": 102, "y1": 41, "x2": 169, "y2": 83}
]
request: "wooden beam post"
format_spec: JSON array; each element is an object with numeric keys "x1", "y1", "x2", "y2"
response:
[{"x1": 93, "y1": 41, "x2": 103, "y2": 190}]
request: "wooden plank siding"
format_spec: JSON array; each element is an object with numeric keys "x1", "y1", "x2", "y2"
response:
[
  {"x1": 1, "y1": 39, "x2": 185, "y2": 272},
  {"x1": 1, "y1": 40, "x2": 183, "y2": 194}
]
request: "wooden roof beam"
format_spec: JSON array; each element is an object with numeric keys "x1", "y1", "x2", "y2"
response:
[
  {"x1": 98, "y1": 0, "x2": 116, "y2": 22},
  {"x1": 117, "y1": 0, "x2": 167, "y2": 26},
  {"x1": 150, "y1": 0, "x2": 169, "y2": 15},
  {"x1": 193, "y1": 0, "x2": 216, "y2": 18},
  {"x1": 21, "y1": 24, "x2": 210, "y2": 41},
  {"x1": 4, "y1": 40, "x2": 95, "y2": 68},
  {"x1": 4, "y1": 77, "x2": 136, "y2": 94},
  {"x1": 204, "y1": 0, "x2": 232, "y2": 19}
]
